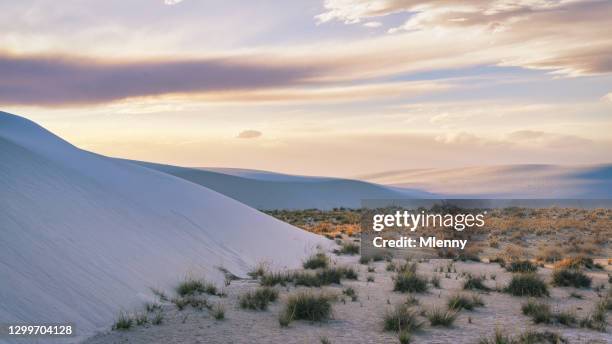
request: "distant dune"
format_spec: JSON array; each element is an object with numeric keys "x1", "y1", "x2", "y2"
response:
[
  {"x1": 131, "y1": 162, "x2": 431, "y2": 210},
  {"x1": 358, "y1": 164, "x2": 612, "y2": 198},
  {"x1": 0, "y1": 112, "x2": 327, "y2": 341}
]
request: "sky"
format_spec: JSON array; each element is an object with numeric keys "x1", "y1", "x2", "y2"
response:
[{"x1": 1, "y1": 0, "x2": 611, "y2": 177}]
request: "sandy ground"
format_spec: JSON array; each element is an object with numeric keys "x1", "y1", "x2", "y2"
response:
[{"x1": 82, "y1": 256, "x2": 611, "y2": 344}]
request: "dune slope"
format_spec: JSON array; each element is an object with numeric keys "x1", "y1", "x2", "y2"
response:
[{"x1": 0, "y1": 111, "x2": 326, "y2": 341}]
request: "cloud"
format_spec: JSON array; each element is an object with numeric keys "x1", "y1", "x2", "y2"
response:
[
  {"x1": 0, "y1": 53, "x2": 324, "y2": 105},
  {"x1": 237, "y1": 130, "x2": 262, "y2": 139},
  {"x1": 602, "y1": 92, "x2": 612, "y2": 103},
  {"x1": 163, "y1": 0, "x2": 184, "y2": 5},
  {"x1": 363, "y1": 21, "x2": 382, "y2": 28}
]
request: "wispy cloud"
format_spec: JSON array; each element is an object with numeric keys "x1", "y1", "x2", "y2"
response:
[{"x1": 237, "y1": 130, "x2": 262, "y2": 139}]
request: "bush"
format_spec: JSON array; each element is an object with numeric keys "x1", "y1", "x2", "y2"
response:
[
  {"x1": 340, "y1": 242, "x2": 359, "y2": 255},
  {"x1": 506, "y1": 260, "x2": 537, "y2": 273},
  {"x1": 551, "y1": 268, "x2": 591, "y2": 288},
  {"x1": 426, "y1": 307, "x2": 457, "y2": 327},
  {"x1": 303, "y1": 252, "x2": 330, "y2": 269},
  {"x1": 394, "y1": 272, "x2": 428, "y2": 293},
  {"x1": 239, "y1": 287, "x2": 279, "y2": 310},
  {"x1": 211, "y1": 303, "x2": 225, "y2": 320},
  {"x1": 260, "y1": 271, "x2": 293, "y2": 287},
  {"x1": 504, "y1": 274, "x2": 548, "y2": 297},
  {"x1": 280, "y1": 291, "x2": 333, "y2": 324},
  {"x1": 463, "y1": 275, "x2": 490, "y2": 291},
  {"x1": 112, "y1": 312, "x2": 133, "y2": 330},
  {"x1": 430, "y1": 275, "x2": 441, "y2": 288},
  {"x1": 151, "y1": 312, "x2": 164, "y2": 325},
  {"x1": 580, "y1": 299, "x2": 607, "y2": 332},
  {"x1": 342, "y1": 287, "x2": 357, "y2": 301},
  {"x1": 383, "y1": 304, "x2": 423, "y2": 332},
  {"x1": 554, "y1": 256, "x2": 598, "y2": 270},
  {"x1": 176, "y1": 278, "x2": 217, "y2": 296},
  {"x1": 447, "y1": 294, "x2": 484, "y2": 311},
  {"x1": 479, "y1": 329, "x2": 568, "y2": 344},
  {"x1": 521, "y1": 300, "x2": 552, "y2": 324}
]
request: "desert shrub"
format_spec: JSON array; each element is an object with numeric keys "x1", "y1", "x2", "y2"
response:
[
  {"x1": 506, "y1": 260, "x2": 537, "y2": 273},
  {"x1": 430, "y1": 275, "x2": 441, "y2": 288},
  {"x1": 151, "y1": 312, "x2": 163, "y2": 325},
  {"x1": 260, "y1": 271, "x2": 293, "y2": 287},
  {"x1": 426, "y1": 307, "x2": 457, "y2": 327},
  {"x1": 463, "y1": 274, "x2": 490, "y2": 291},
  {"x1": 342, "y1": 287, "x2": 357, "y2": 301},
  {"x1": 551, "y1": 268, "x2": 591, "y2": 288},
  {"x1": 399, "y1": 330, "x2": 411, "y2": 344},
  {"x1": 554, "y1": 256, "x2": 599, "y2": 270},
  {"x1": 504, "y1": 274, "x2": 548, "y2": 297},
  {"x1": 239, "y1": 287, "x2": 279, "y2": 310},
  {"x1": 479, "y1": 329, "x2": 567, "y2": 344},
  {"x1": 555, "y1": 310, "x2": 577, "y2": 326},
  {"x1": 144, "y1": 302, "x2": 162, "y2": 313},
  {"x1": 386, "y1": 262, "x2": 397, "y2": 272},
  {"x1": 521, "y1": 300, "x2": 552, "y2": 324},
  {"x1": 394, "y1": 272, "x2": 428, "y2": 293},
  {"x1": 383, "y1": 304, "x2": 423, "y2": 332},
  {"x1": 447, "y1": 294, "x2": 484, "y2": 311},
  {"x1": 320, "y1": 336, "x2": 331, "y2": 344},
  {"x1": 359, "y1": 256, "x2": 371, "y2": 265},
  {"x1": 341, "y1": 266, "x2": 359, "y2": 280},
  {"x1": 176, "y1": 278, "x2": 217, "y2": 296},
  {"x1": 112, "y1": 312, "x2": 133, "y2": 330},
  {"x1": 303, "y1": 252, "x2": 330, "y2": 269},
  {"x1": 340, "y1": 242, "x2": 359, "y2": 255},
  {"x1": 134, "y1": 312, "x2": 147, "y2": 326},
  {"x1": 280, "y1": 291, "x2": 333, "y2": 324},
  {"x1": 367, "y1": 275, "x2": 375, "y2": 282},
  {"x1": 367, "y1": 265, "x2": 376, "y2": 273},
  {"x1": 397, "y1": 262, "x2": 418, "y2": 274},
  {"x1": 580, "y1": 299, "x2": 607, "y2": 332},
  {"x1": 211, "y1": 303, "x2": 225, "y2": 320}
]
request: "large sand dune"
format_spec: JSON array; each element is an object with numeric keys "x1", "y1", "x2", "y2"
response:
[
  {"x1": 131, "y1": 161, "x2": 430, "y2": 210},
  {"x1": 0, "y1": 112, "x2": 327, "y2": 341}
]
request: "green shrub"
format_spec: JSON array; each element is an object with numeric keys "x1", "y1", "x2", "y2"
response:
[
  {"x1": 504, "y1": 274, "x2": 548, "y2": 297},
  {"x1": 239, "y1": 287, "x2": 279, "y2": 310},
  {"x1": 463, "y1": 275, "x2": 490, "y2": 291},
  {"x1": 447, "y1": 294, "x2": 484, "y2": 311},
  {"x1": 521, "y1": 300, "x2": 551, "y2": 324},
  {"x1": 506, "y1": 260, "x2": 537, "y2": 273},
  {"x1": 394, "y1": 272, "x2": 428, "y2": 293},
  {"x1": 426, "y1": 307, "x2": 457, "y2": 327},
  {"x1": 112, "y1": 312, "x2": 133, "y2": 330},
  {"x1": 383, "y1": 304, "x2": 423, "y2": 332},
  {"x1": 340, "y1": 242, "x2": 359, "y2": 255},
  {"x1": 280, "y1": 291, "x2": 333, "y2": 324},
  {"x1": 303, "y1": 252, "x2": 330, "y2": 269},
  {"x1": 342, "y1": 287, "x2": 358, "y2": 301},
  {"x1": 260, "y1": 271, "x2": 293, "y2": 287},
  {"x1": 176, "y1": 278, "x2": 217, "y2": 296},
  {"x1": 399, "y1": 330, "x2": 411, "y2": 344},
  {"x1": 551, "y1": 268, "x2": 591, "y2": 288},
  {"x1": 211, "y1": 303, "x2": 225, "y2": 320},
  {"x1": 151, "y1": 312, "x2": 163, "y2": 325}
]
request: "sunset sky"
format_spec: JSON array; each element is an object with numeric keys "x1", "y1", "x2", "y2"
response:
[{"x1": 2, "y1": 0, "x2": 611, "y2": 176}]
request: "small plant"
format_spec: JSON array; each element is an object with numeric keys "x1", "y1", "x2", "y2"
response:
[
  {"x1": 555, "y1": 310, "x2": 577, "y2": 326},
  {"x1": 367, "y1": 265, "x2": 376, "y2": 273},
  {"x1": 176, "y1": 277, "x2": 217, "y2": 296},
  {"x1": 398, "y1": 330, "x2": 411, "y2": 344},
  {"x1": 521, "y1": 300, "x2": 552, "y2": 324},
  {"x1": 580, "y1": 299, "x2": 607, "y2": 332},
  {"x1": 150, "y1": 287, "x2": 168, "y2": 301},
  {"x1": 211, "y1": 303, "x2": 225, "y2": 320},
  {"x1": 359, "y1": 256, "x2": 371, "y2": 265},
  {"x1": 430, "y1": 275, "x2": 441, "y2": 288},
  {"x1": 145, "y1": 302, "x2": 162, "y2": 313},
  {"x1": 383, "y1": 304, "x2": 423, "y2": 332},
  {"x1": 463, "y1": 274, "x2": 490, "y2": 291},
  {"x1": 135, "y1": 312, "x2": 148, "y2": 326},
  {"x1": 340, "y1": 241, "x2": 359, "y2": 255},
  {"x1": 479, "y1": 328, "x2": 568, "y2": 344},
  {"x1": 387, "y1": 262, "x2": 397, "y2": 272},
  {"x1": 447, "y1": 294, "x2": 484, "y2": 311},
  {"x1": 303, "y1": 252, "x2": 330, "y2": 269},
  {"x1": 551, "y1": 268, "x2": 591, "y2": 288},
  {"x1": 112, "y1": 312, "x2": 133, "y2": 330},
  {"x1": 426, "y1": 307, "x2": 457, "y2": 327},
  {"x1": 248, "y1": 262, "x2": 268, "y2": 278},
  {"x1": 367, "y1": 275, "x2": 375, "y2": 282},
  {"x1": 239, "y1": 287, "x2": 279, "y2": 310},
  {"x1": 342, "y1": 287, "x2": 358, "y2": 301},
  {"x1": 151, "y1": 312, "x2": 164, "y2": 325},
  {"x1": 320, "y1": 336, "x2": 331, "y2": 344},
  {"x1": 504, "y1": 274, "x2": 548, "y2": 297},
  {"x1": 172, "y1": 295, "x2": 209, "y2": 311},
  {"x1": 405, "y1": 295, "x2": 419, "y2": 306},
  {"x1": 394, "y1": 272, "x2": 428, "y2": 293},
  {"x1": 506, "y1": 260, "x2": 537, "y2": 273},
  {"x1": 260, "y1": 271, "x2": 293, "y2": 287},
  {"x1": 280, "y1": 291, "x2": 333, "y2": 325},
  {"x1": 569, "y1": 292, "x2": 583, "y2": 299}
]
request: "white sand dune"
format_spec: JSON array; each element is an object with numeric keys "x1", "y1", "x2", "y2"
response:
[
  {"x1": 130, "y1": 161, "x2": 431, "y2": 210},
  {"x1": 0, "y1": 111, "x2": 328, "y2": 342},
  {"x1": 358, "y1": 165, "x2": 612, "y2": 198}
]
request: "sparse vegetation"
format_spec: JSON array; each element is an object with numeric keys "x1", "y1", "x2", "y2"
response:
[
  {"x1": 463, "y1": 274, "x2": 490, "y2": 291},
  {"x1": 211, "y1": 303, "x2": 225, "y2": 320},
  {"x1": 426, "y1": 307, "x2": 457, "y2": 327},
  {"x1": 339, "y1": 241, "x2": 360, "y2": 255},
  {"x1": 239, "y1": 287, "x2": 279, "y2": 310},
  {"x1": 280, "y1": 291, "x2": 334, "y2": 325},
  {"x1": 112, "y1": 312, "x2": 133, "y2": 330},
  {"x1": 394, "y1": 272, "x2": 428, "y2": 293},
  {"x1": 383, "y1": 304, "x2": 423, "y2": 332},
  {"x1": 447, "y1": 294, "x2": 484, "y2": 311},
  {"x1": 303, "y1": 252, "x2": 330, "y2": 269},
  {"x1": 551, "y1": 268, "x2": 591, "y2": 288},
  {"x1": 176, "y1": 277, "x2": 218, "y2": 296},
  {"x1": 504, "y1": 274, "x2": 548, "y2": 297},
  {"x1": 479, "y1": 328, "x2": 568, "y2": 344},
  {"x1": 506, "y1": 260, "x2": 537, "y2": 273}
]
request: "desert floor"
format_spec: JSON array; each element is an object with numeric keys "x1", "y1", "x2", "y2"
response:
[{"x1": 83, "y1": 254, "x2": 611, "y2": 344}]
